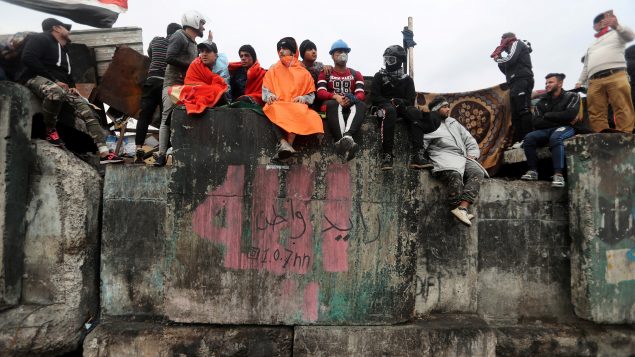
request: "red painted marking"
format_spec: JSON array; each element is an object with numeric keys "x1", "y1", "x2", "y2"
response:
[
  {"x1": 191, "y1": 165, "x2": 246, "y2": 270},
  {"x1": 321, "y1": 164, "x2": 352, "y2": 272},
  {"x1": 303, "y1": 282, "x2": 319, "y2": 322}
]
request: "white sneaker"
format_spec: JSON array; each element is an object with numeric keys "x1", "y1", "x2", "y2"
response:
[
  {"x1": 451, "y1": 207, "x2": 472, "y2": 226},
  {"x1": 510, "y1": 140, "x2": 524, "y2": 149}
]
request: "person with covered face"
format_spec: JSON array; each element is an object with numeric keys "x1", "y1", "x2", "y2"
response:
[
  {"x1": 422, "y1": 96, "x2": 487, "y2": 227},
  {"x1": 20, "y1": 18, "x2": 123, "y2": 164},
  {"x1": 491, "y1": 32, "x2": 534, "y2": 148},
  {"x1": 262, "y1": 37, "x2": 324, "y2": 160},
  {"x1": 168, "y1": 39, "x2": 228, "y2": 114},
  {"x1": 228, "y1": 44, "x2": 266, "y2": 106},
  {"x1": 316, "y1": 39, "x2": 366, "y2": 161},
  {"x1": 156, "y1": 10, "x2": 206, "y2": 167},
  {"x1": 372, "y1": 45, "x2": 431, "y2": 170}
]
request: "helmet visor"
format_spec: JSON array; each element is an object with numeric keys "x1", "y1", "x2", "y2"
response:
[{"x1": 383, "y1": 55, "x2": 398, "y2": 66}]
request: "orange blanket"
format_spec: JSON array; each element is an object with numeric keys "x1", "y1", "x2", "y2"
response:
[
  {"x1": 169, "y1": 57, "x2": 228, "y2": 114},
  {"x1": 228, "y1": 61, "x2": 266, "y2": 105},
  {"x1": 262, "y1": 53, "x2": 323, "y2": 135}
]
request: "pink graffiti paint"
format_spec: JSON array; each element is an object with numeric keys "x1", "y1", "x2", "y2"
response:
[
  {"x1": 191, "y1": 165, "x2": 246, "y2": 270},
  {"x1": 321, "y1": 164, "x2": 352, "y2": 272}
]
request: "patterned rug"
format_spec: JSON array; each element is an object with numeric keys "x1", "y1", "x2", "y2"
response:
[{"x1": 416, "y1": 84, "x2": 511, "y2": 175}]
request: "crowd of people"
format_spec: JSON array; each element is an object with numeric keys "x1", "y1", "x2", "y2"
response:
[{"x1": 3, "y1": 10, "x2": 634, "y2": 226}]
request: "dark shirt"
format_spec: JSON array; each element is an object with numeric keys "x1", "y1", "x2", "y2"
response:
[
  {"x1": 20, "y1": 32, "x2": 74, "y2": 86},
  {"x1": 371, "y1": 70, "x2": 416, "y2": 107},
  {"x1": 147, "y1": 35, "x2": 170, "y2": 78},
  {"x1": 229, "y1": 67, "x2": 247, "y2": 98},
  {"x1": 496, "y1": 40, "x2": 533, "y2": 83},
  {"x1": 532, "y1": 90, "x2": 580, "y2": 130}
]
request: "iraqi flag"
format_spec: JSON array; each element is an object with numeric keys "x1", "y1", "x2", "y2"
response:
[{"x1": 0, "y1": 0, "x2": 128, "y2": 28}]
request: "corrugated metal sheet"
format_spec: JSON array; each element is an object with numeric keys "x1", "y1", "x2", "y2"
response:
[{"x1": 70, "y1": 27, "x2": 143, "y2": 79}]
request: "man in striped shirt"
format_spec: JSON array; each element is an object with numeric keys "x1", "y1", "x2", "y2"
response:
[
  {"x1": 135, "y1": 22, "x2": 181, "y2": 163},
  {"x1": 316, "y1": 39, "x2": 366, "y2": 161}
]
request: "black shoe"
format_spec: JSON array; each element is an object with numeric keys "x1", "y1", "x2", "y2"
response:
[
  {"x1": 409, "y1": 150, "x2": 433, "y2": 170},
  {"x1": 100, "y1": 152, "x2": 125, "y2": 164},
  {"x1": 380, "y1": 153, "x2": 393, "y2": 171},
  {"x1": 339, "y1": 136, "x2": 359, "y2": 161},
  {"x1": 154, "y1": 154, "x2": 167, "y2": 167},
  {"x1": 134, "y1": 149, "x2": 145, "y2": 164}
]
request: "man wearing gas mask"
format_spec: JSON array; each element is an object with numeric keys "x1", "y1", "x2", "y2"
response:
[
  {"x1": 316, "y1": 39, "x2": 366, "y2": 161},
  {"x1": 371, "y1": 45, "x2": 430, "y2": 170}
]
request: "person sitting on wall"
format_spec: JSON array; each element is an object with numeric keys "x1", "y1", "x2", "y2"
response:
[
  {"x1": 262, "y1": 37, "x2": 324, "y2": 161},
  {"x1": 168, "y1": 39, "x2": 228, "y2": 115},
  {"x1": 20, "y1": 18, "x2": 124, "y2": 164},
  {"x1": 299, "y1": 39, "x2": 332, "y2": 85},
  {"x1": 423, "y1": 96, "x2": 487, "y2": 226},
  {"x1": 520, "y1": 73, "x2": 581, "y2": 188},
  {"x1": 228, "y1": 44, "x2": 266, "y2": 106},
  {"x1": 372, "y1": 45, "x2": 431, "y2": 170},
  {"x1": 316, "y1": 39, "x2": 366, "y2": 161}
]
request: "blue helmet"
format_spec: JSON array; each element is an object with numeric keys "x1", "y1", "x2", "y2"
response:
[{"x1": 329, "y1": 39, "x2": 351, "y2": 55}]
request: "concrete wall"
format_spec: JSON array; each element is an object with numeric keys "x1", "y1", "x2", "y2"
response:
[
  {"x1": 567, "y1": 134, "x2": 635, "y2": 324},
  {"x1": 102, "y1": 108, "x2": 575, "y2": 327}
]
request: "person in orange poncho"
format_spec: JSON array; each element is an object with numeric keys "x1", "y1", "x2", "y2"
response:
[
  {"x1": 168, "y1": 39, "x2": 228, "y2": 115},
  {"x1": 228, "y1": 44, "x2": 266, "y2": 106},
  {"x1": 263, "y1": 37, "x2": 324, "y2": 160}
]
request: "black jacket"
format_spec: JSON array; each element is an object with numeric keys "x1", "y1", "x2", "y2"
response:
[
  {"x1": 20, "y1": 32, "x2": 74, "y2": 86},
  {"x1": 371, "y1": 70, "x2": 416, "y2": 107},
  {"x1": 497, "y1": 40, "x2": 533, "y2": 83},
  {"x1": 532, "y1": 90, "x2": 580, "y2": 130}
]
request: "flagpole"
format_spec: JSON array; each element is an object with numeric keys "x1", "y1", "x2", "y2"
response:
[{"x1": 407, "y1": 17, "x2": 414, "y2": 79}]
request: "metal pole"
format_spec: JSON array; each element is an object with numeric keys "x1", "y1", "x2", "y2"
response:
[{"x1": 407, "y1": 17, "x2": 414, "y2": 79}]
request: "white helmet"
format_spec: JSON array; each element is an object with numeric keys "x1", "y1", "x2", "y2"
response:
[{"x1": 181, "y1": 10, "x2": 206, "y2": 37}]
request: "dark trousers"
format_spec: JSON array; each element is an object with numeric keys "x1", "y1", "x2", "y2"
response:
[
  {"x1": 136, "y1": 76, "x2": 164, "y2": 146},
  {"x1": 435, "y1": 160, "x2": 484, "y2": 208},
  {"x1": 324, "y1": 100, "x2": 366, "y2": 141},
  {"x1": 523, "y1": 126, "x2": 576, "y2": 173},
  {"x1": 380, "y1": 103, "x2": 426, "y2": 153},
  {"x1": 509, "y1": 78, "x2": 534, "y2": 143}
]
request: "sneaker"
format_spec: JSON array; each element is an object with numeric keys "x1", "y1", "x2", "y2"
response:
[
  {"x1": 276, "y1": 140, "x2": 295, "y2": 160},
  {"x1": 409, "y1": 150, "x2": 433, "y2": 170},
  {"x1": 451, "y1": 207, "x2": 472, "y2": 226},
  {"x1": 551, "y1": 174, "x2": 566, "y2": 188},
  {"x1": 511, "y1": 140, "x2": 524, "y2": 149},
  {"x1": 154, "y1": 153, "x2": 167, "y2": 167},
  {"x1": 100, "y1": 152, "x2": 124, "y2": 164},
  {"x1": 45, "y1": 128, "x2": 65, "y2": 147},
  {"x1": 521, "y1": 170, "x2": 538, "y2": 181},
  {"x1": 334, "y1": 137, "x2": 346, "y2": 157},
  {"x1": 134, "y1": 149, "x2": 145, "y2": 164},
  {"x1": 340, "y1": 136, "x2": 359, "y2": 161},
  {"x1": 467, "y1": 213, "x2": 475, "y2": 220},
  {"x1": 380, "y1": 152, "x2": 393, "y2": 171}
]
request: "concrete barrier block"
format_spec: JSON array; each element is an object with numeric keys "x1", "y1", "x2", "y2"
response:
[
  {"x1": 293, "y1": 314, "x2": 496, "y2": 357},
  {"x1": 567, "y1": 134, "x2": 635, "y2": 324},
  {"x1": 476, "y1": 180, "x2": 573, "y2": 323},
  {"x1": 160, "y1": 108, "x2": 417, "y2": 325},
  {"x1": 0, "y1": 141, "x2": 100, "y2": 355},
  {"x1": 83, "y1": 321, "x2": 293, "y2": 357},
  {"x1": 0, "y1": 82, "x2": 33, "y2": 307}
]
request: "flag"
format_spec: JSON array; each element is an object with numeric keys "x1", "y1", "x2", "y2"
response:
[{"x1": 0, "y1": 0, "x2": 128, "y2": 28}]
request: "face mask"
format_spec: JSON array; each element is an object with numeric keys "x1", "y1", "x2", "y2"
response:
[{"x1": 337, "y1": 53, "x2": 348, "y2": 63}]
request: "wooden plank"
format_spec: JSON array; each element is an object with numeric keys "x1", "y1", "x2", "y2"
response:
[{"x1": 71, "y1": 27, "x2": 143, "y2": 48}]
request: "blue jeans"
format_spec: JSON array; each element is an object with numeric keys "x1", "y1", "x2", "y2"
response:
[{"x1": 523, "y1": 126, "x2": 576, "y2": 172}]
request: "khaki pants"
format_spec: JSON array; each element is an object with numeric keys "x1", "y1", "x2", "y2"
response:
[{"x1": 587, "y1": 71, "x2": 635, "y2": 133}]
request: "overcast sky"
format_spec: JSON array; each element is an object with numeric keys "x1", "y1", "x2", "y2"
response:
[{"x1": 1, "y1": 0, "x2": 634, "y2": 93}]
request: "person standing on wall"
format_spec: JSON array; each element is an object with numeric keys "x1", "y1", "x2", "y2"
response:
[
  {"x1": 155, "y1": 10, "x2": 206, "y2": 167},
  {"x1": 576, "y1": 11, "x2": 635, "y2": 133},
  {"x1": 491, "y1": 32, "x2": 534, "y2": 148},
  {"x1": 135, "y1": 22, "x2": 181, "y2": 164}
]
